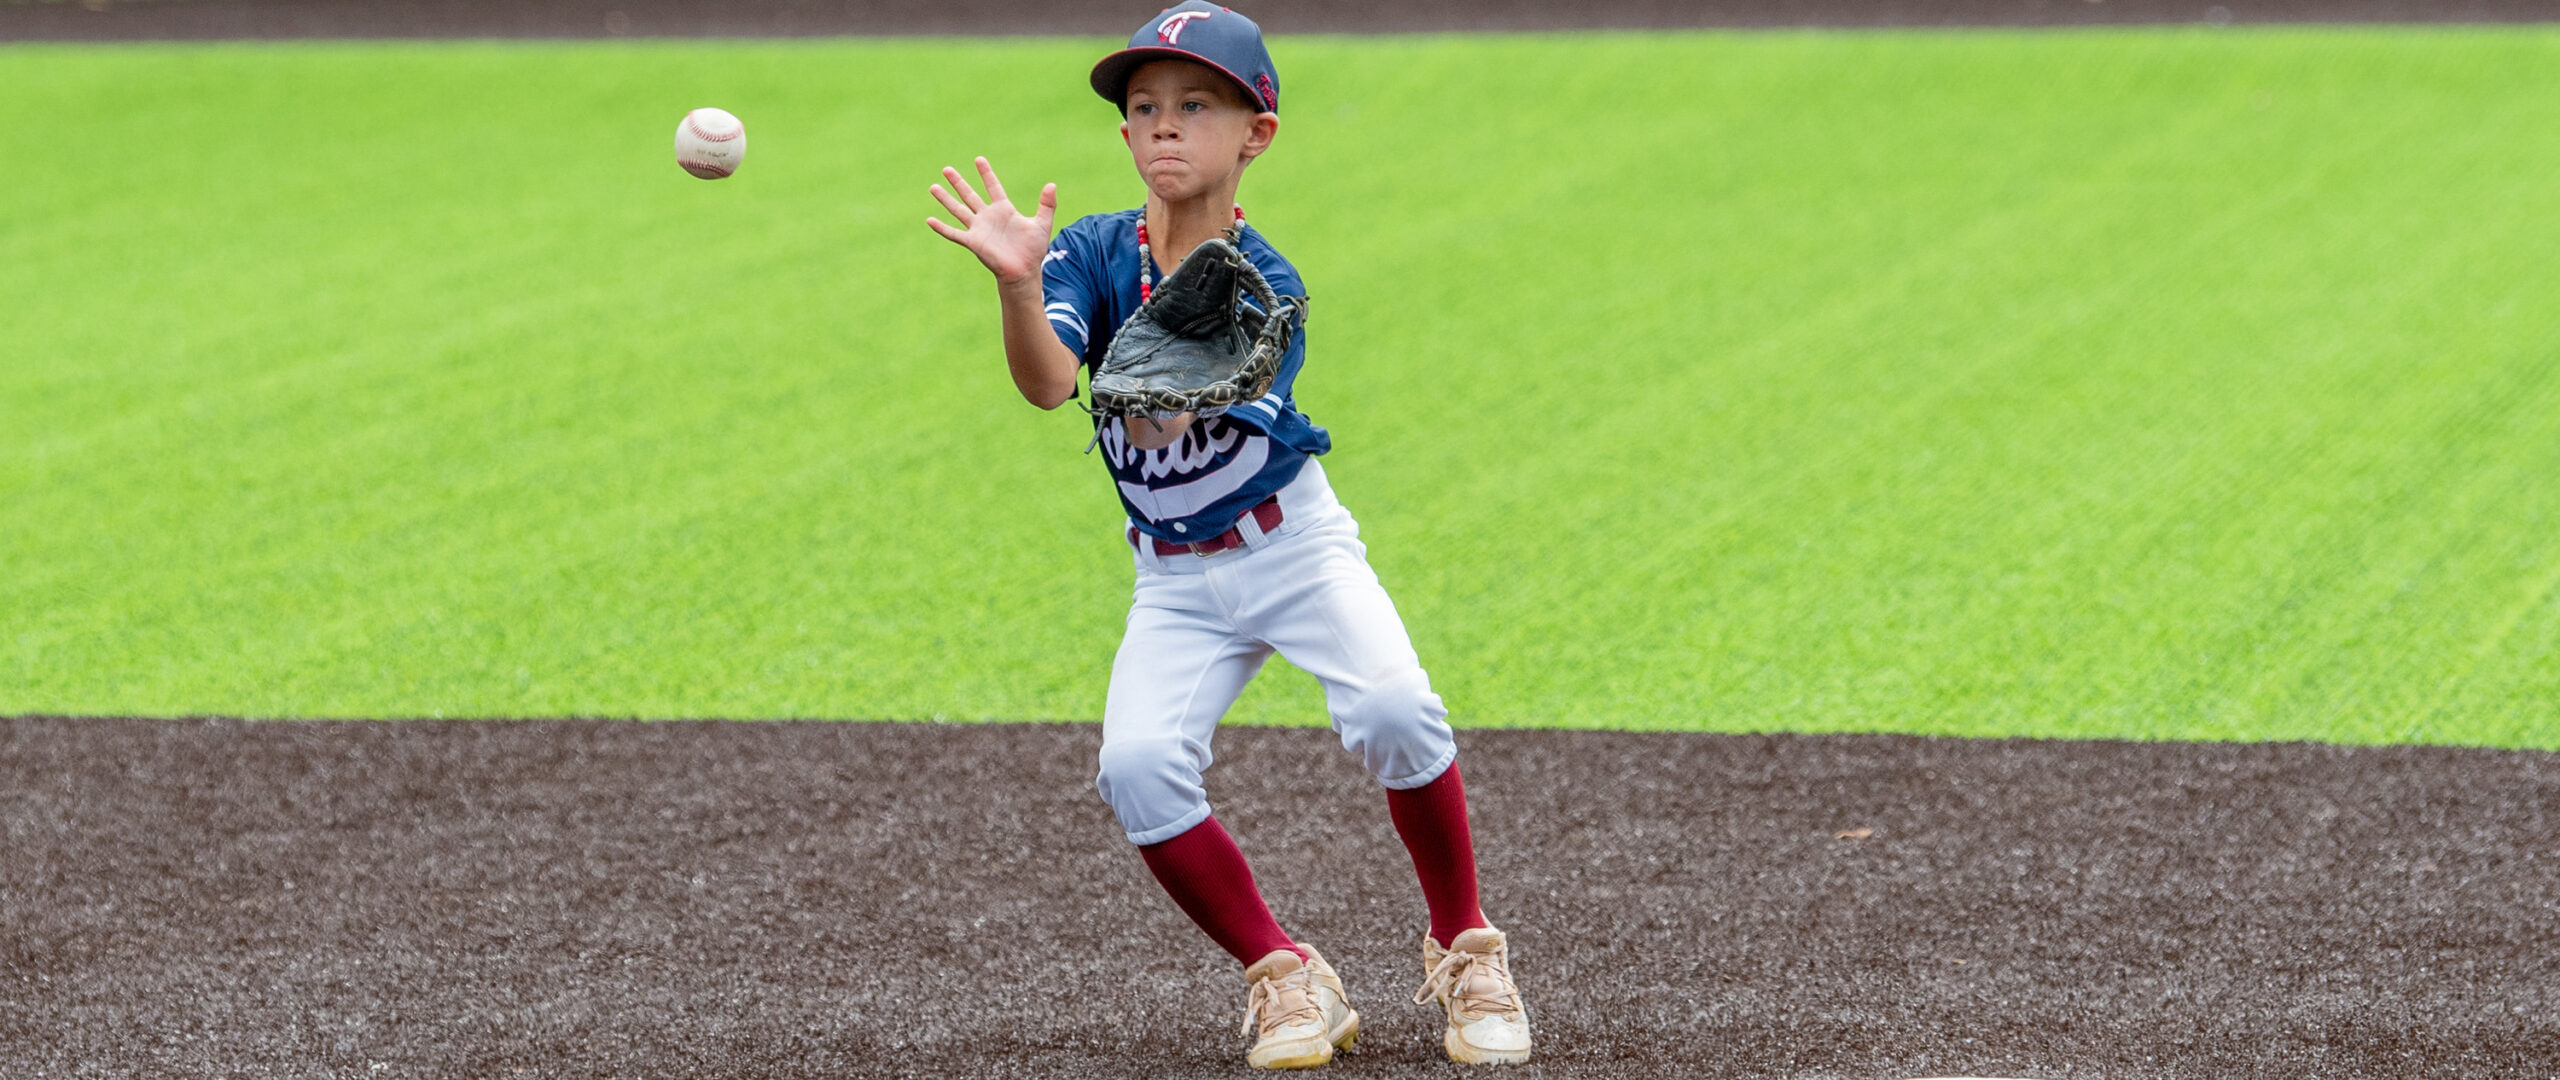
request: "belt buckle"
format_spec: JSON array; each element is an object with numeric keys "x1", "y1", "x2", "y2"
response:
[{"x1": 1192, "y1": 529, "x2": 1248, "y2": 558}]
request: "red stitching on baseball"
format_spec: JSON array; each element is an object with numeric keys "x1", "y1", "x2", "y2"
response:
[{"x1": 685, "y1": 113, "x2": 742, "y2": 143}]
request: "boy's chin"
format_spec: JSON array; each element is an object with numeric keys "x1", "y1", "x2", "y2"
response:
[{"x1": 1144, "y1": 173, "x2": 1227, "y2": 204}]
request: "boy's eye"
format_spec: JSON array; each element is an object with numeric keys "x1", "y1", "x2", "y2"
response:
[{"x1": 1182, "y1": 100, "x2": 1204, "y2": 113}]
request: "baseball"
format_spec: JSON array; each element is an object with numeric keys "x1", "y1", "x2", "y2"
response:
[{"x1": 674, "y1": 107, "x2": 746, "y2": 180}]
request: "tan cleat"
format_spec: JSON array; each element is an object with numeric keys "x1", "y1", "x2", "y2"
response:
[
  {"x1": 1241, "y1": 945, "x2": 1360, "y2": 1069},
  {"x1": 1415, "y1": 927, "x2": 1532, "y2": 1065}
]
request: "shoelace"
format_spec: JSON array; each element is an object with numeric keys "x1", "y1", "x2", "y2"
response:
[
  {"x1": 1242, "y1": 967, "x2": 1322, "y2": 1036},
  {"x1": 1413, "y1": 945, "x2": 1522, "y2": 1019}
]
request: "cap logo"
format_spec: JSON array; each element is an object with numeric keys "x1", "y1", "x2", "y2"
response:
[{"x1": 1158, "y1": 9, "x2": 1211, "y2": 44}]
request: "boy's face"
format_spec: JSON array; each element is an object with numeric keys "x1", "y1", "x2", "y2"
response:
[{"x1": 1121, "y1": 59, "x2": 1279, "y2": 202}]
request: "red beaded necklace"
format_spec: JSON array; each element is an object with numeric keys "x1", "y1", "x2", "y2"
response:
[{"x1": 1135, "y1": 205, "x2": 1246, "y2": 304}]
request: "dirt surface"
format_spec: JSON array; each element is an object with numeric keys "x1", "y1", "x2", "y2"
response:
[
  {"x1": 4, "y1": 717, "x2": 2555, "y2": 1079},
  {"x1": 6, "y1": 0, "x2": 2560, "y2": 41}
]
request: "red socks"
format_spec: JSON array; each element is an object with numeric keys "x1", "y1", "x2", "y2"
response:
[
  {"x1": 1386, "y1": 761, "x2": 1489, "y2": 948},
  {"x1": 1138, "y1": 815, "x2": 1300, "y2": 967},
  {"x1": 1141, "y1": 762, "x2": 1488, "y2": 965}
]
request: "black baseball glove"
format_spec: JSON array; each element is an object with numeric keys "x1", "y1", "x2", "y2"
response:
[{"x1": 1088, "y1": 234, "x2": 1303, "y2": 431}]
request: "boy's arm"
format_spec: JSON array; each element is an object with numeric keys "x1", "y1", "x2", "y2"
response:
[
  {"x1": 927, "y1": 157, "x2": 1080, "y2": 410},
  {"x1": 994, "y1": 275, "x2": 1081, "y2": 411}
]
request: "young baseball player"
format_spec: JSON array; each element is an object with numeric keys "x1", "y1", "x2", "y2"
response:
[{"x1": 924, "y1": 2, "x2": 1531, "y2": 1068}]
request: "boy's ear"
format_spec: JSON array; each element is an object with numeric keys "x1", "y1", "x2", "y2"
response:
[{"x1": 1240, "y1": 113, "x2": 1279, "y2": 163}]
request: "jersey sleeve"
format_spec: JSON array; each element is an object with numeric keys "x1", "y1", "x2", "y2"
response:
[{"x1": 1039, "y1": 225, "x2": 1105, "y2": 363}]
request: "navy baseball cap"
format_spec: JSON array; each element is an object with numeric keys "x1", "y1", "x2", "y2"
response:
[{"x1": 1090, "y1": 2, "x2": 1281, "y2": 115}]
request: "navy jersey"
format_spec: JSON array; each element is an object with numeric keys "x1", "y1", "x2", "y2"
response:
[{"x1": 1042, "y1": 208, "x2": 1331, "y2": 542}]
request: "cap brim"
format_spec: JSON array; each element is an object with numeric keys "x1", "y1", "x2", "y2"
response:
[{"x1": 1089, "y1": 46, "x2": 1262, "y2": 112}]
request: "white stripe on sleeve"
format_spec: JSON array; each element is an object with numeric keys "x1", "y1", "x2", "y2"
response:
[{"x1": 1045, "y1": 304, "x2": 1089, "y2": 345}]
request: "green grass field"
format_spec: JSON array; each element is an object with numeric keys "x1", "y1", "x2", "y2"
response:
[{"x1": 4, "y1": 31, "x2": 2558, "y2": 746}]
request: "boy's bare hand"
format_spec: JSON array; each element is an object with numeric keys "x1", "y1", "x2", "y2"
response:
[{"x1": 926, "y1": 157, "x2": 1057, "y2": 288}]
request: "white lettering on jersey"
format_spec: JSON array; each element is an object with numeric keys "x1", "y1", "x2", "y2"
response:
[
  {"x1": 1139, "y1": 422, "x2": 1239, "y2": 482},
  {"x1": 1044, "y1": 249, "x2": 1069, "y2": 264},
  {"x1": 1119, "y1": 433, "x2": 1268, "y2": 522},
  {"x1": 1097, "y1": 416, "x2": 1238, "y2": 476},
  {"x1": 1097, "y1": 418, "x2": 1269, "y2": 523}
]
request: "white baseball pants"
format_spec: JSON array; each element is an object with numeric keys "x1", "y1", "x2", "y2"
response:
[{"x1": 1095, "y1": 460, "x2": 1457, "y2": 845}]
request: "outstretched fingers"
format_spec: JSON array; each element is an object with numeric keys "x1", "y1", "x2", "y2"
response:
[
  {"x1": 975, "y1": 157, "x2": 1009, "y2": 206},
  {"x1": 929, "y1": 182, "x2": 976, "y2": 224},
  {"x1": 941, "y1": 166, "x2": 988, "y2": 213},
  {"x1": 925, "y1": 160, "x2": 1054, "y2": 264}
]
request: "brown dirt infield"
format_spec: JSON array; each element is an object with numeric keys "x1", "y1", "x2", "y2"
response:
[
  {"x1": 5, "y1": 0, "x2": 2560, "y2": 41},
  {"x1": 4, "y1": 717, "x2": 2554, "y2": 1078}
]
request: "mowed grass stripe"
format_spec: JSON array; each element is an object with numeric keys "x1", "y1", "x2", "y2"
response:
[{"x1": 2, "y1": 33, "x2": 2556, "y2": 745}]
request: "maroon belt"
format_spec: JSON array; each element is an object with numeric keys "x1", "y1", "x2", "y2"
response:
[{"x1": 1130, "y1": 497, "x2": 1285, "y2": 558}]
